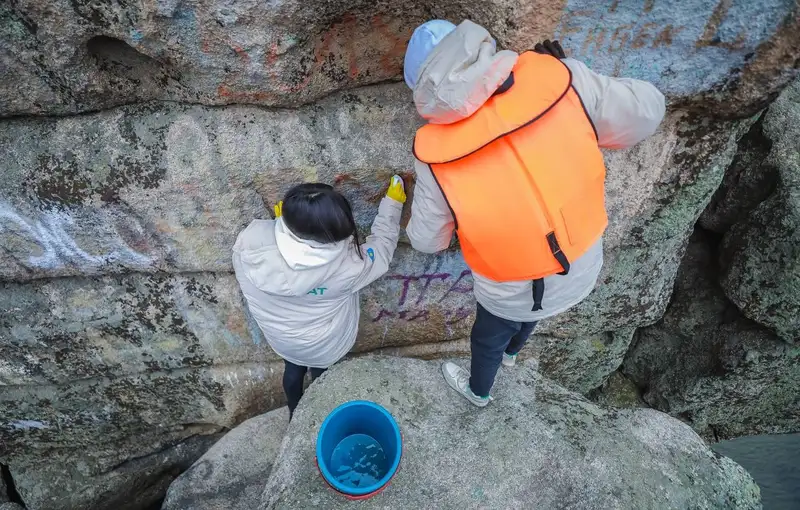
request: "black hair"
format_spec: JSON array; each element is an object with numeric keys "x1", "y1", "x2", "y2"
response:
[{"x1": 281, "y1": 183, "x2": 363, "y2": 259}]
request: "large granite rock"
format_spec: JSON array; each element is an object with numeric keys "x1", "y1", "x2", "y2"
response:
[
  {"x1": 719, "y1": 80, "x2": 800, "y2": 342},
  {"x1": 0, "y1": 88, "x2": 417, "y2": 280},
  {"x1": 624, "y1": 230, "x2": 800, "y2": 441},
  {"x1": 539, "y1": 113, "x2": 752, "y2": 338},
  {"x1": 0, "y1": 272, "x2": 285, "y2": 509},
  {"x1": 163, "y1": 407, "x2": 289, "y2": 510},
  {"x1": 699, "y1": 114, "x2": 778, "y2": 233},
  {"x1": 3, "y1": 0, "x2": 798, "y2": 117},
  {"x1": 0, "y1": 90, "x2": 752, "y2": 358},
  {"x1": 261, "y1": 356, "x2": 760, "y2": 509},
  {"x1": 11, "y1": 433, "x2": 221, "y2": 510},
  {"x1": 0, "y1": 272, "x2": 285, "y2": 451},
  {"x1": 2, "y1": 2, "x2": 798, "y2": 507},
  {"x1": 1, "y1": 355, "x2": 284, "y2": 458},
  {"x1": 0, "y1": 82, "x2": 758, "y2": 510},
  {"x1": 0, "y1": 272, "x2": 277, "y2": 385}
]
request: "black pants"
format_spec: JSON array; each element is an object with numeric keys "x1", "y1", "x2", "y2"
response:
[
  {"x1": 469, "y1": 303, "x2": 537, "y2": 398},
  {"x1": 283, "y1": 360, "x2": 326, "y2": 415}
]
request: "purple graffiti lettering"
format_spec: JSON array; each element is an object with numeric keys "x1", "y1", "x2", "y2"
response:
[
  {"x1": 440, "y1": 270, "x2": 473, "y2": 303},
  {"x1": 372, "y1": 309, "x2": 395, "y2": 322},
  {"x1": 407, "y1": 310, "x2": 430, "y2": 322},
  {"x1": 386, "y1": 274, "x2": 416, "y2": 306},
  {"x1": 445, "y1": 306, "x2": 473, "y2": 325},
  {"x1": 415, "y1": 273, "x2": 450, "y2": 305},
  {"x1": 387, "y1": 272, "x2": 451, "y2": 306}
]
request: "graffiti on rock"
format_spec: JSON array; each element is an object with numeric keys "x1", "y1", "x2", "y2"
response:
[
  {"x1": 0, "y1": 203, "x2": 155, "y2": 273},
  {"x1": 6, "y1": 419, "x2": 50, "y2": 430},
  {"x1": 557, "y1": 0, "x2": 792, "y2": 95},
  {"x1": 198, "y1": 12, "x2": 410, "y2": 101},
  {"x1": 372, "y1": 269, "x2": 475, "y2": 325}
]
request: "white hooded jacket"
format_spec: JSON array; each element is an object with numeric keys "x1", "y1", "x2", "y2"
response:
[
  {"x1": 233, "y1": 198, "x2": 402, "y2": 368},
  {"x1": 407, "y1": 21, "x2": 666, "y2": 323}
]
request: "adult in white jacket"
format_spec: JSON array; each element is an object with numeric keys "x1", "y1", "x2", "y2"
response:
[
  {"x1": 404, "y1": 20, "x2": 666, "y2": 406},
  {"x1": 233, "y1": 177, "x2": 405, "y2": 415}
]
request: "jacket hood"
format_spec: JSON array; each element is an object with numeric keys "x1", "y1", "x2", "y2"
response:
[
  {"x1": 413, "y1": 20, "x2": 518, "y2": 125},
  {"x1": 274, "y1": 218, "x2": 348, "y2": 271},
  {"x1": 233, "y1": 218, "x2": 347, "y2": 296}
]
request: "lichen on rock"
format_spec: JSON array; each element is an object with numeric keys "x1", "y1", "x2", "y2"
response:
[
  {"x1": 624, "y1": 229, "x2": 800, "y2": 441},
  {"x1": 718, "y1": 80, "x2": 800, "y2": 342}
]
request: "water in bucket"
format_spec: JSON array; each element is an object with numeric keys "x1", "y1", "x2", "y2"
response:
[
  {"x1": 317, "y1": 400, "x2": 401, "y2": 498},
  {"x1": 330, "y1": 433, "x2": 389, "y2": 488}
]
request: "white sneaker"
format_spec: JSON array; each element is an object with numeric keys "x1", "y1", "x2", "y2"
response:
[
  {"x1": 502, "y1": 352, "x2": 517, "y2": 367},
  {"x1": 441, "y1": 362, "x2": 492, "y2": 407}
]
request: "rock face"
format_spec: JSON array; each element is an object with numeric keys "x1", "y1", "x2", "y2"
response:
[
  {"x1": 0, "y1": 473, "x2": 6, "y2": 503},
  {"x1": 2, "y1": 0, "x2": 798, "y2": 116},
  {"x1": 718, "y1": 80, "x2": 800, "y2": 342},
  {"x1": 2, "y1": 0, "x2": 800, "y2": 507},
  {"x1": 699, "y1": 116, "x2": 778, "y2": 234},
  {"x1": 0, "y1": 271, "x2": 285, "y2": 509},
  {"x1": 626, "y1": 81, "x2": 800, "y2": 442},
  {"x1": 589, "y1": 370, "x2": 647, "y2": 409},
  {"x1": 163, "y1": 407, "x2": 289, "y2": 510},
  {"x1": 0, "y1": 98, "x2": 756, "y2": 510},
  {"x1": 12, "y1": 433, "x2": 221, "y2": 510},
  {"x1": 0, "y1": 97, "x2": 754, "y2": 386},
  {"x1": 624, "y1": 230, "x2": 800, "y2": 441},
  {"x1": 261, "y1": 356, "x2": 760, "y2": 509}
]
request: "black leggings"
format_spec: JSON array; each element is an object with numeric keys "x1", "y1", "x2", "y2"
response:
[{"x1": 283, "y1": 360, "x2": 326, "y2": 416}]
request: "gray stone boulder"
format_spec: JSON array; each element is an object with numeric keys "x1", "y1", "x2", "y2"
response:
[
  {"x1": 589, "y1": 371, "x2": 647, "y2": 409},
  {"x1": 531, "y1": 113, "x2": 753, "y2": 340},
  {"x1": 376, "y1": 328, "x2": 637, "y2": 395},
  {"x1": 261, "y1": 356, "x2": 760, "y2": 509},
  {"x1": 699, "y1": 115, "x2": 778, "y2": 233},
  {"x1": 10, "y1": 433, "x2": 221, "y2": 510},
  {"x1": 0, "y1": 95, "x2": 753, "y2": 386},
  {"x1": 0, "y1": 86, "x2": 758, "y2": 510},
  {"x1": 0, "y1": 273, "x2": 285, "y2": 458},
  {"x1": 163, "y1": 407, "x2": 289, "y2": 510},
  {"x1": 3, "y1": 0, "x2": 798, "y2": 116},
  {"x1": 719, "y1": 80, "x2": 800, "y2": 342},
  {"x1": 3, "y1": 2, "x2": 799, "y2": 506},
  {"x1": 624, "y1": 230, "x2": 800, "y2": 441}
]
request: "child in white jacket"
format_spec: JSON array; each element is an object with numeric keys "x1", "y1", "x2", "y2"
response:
[{"x1": 233, "y1": 176, "x2": 405, "y2": 416}]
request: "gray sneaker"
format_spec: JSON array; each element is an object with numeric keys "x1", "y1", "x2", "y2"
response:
[
  {"x1": 502, "y1": 352, "x2": 517, "y2": 367},
  {"x1": 441, "y1": 362, "x2": 492, "y2": 407}
]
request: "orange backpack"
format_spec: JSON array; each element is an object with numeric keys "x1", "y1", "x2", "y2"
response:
[{"x1": 413, "y1": 51, "x2": 607, "y2": 304}]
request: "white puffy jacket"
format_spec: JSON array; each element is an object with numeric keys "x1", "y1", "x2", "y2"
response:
[
  {"x1": 407, "y1": 20, "x2": 666, "y2": 322},
  {"x1": 233, "y1": 198, "x2": 402, "y2": 368}
]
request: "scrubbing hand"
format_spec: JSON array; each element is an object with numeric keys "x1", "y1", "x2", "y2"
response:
[
  {"x1": 533, "y1": 40, "x2": 566, "y2": 59},
  {"x1": 386, "y1": 175, "x2": 407, "y2": 204},
  {"x1": 274, "y1": 201, "x2": 283, "y2": 218}
]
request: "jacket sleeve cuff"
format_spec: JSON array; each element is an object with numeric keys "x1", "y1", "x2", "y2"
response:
[{"x1": 380, "y1": 196, "x2": 404, "y2": 213}]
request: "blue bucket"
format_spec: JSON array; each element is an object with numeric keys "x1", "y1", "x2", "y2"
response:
[{"x1": 316, "y1": 400, "x2": 402, "y2": 499}]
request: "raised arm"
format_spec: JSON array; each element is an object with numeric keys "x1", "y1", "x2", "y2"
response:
[
  {"x1": 564, "y1": 58, "x2": 666, "y2": 149},
  {"x1": 407, "y1": 159, "x2": 455, "y2": 253},
  {"x1": 348, "y1": 177, "x2": 404, "y2": 291}
]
